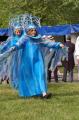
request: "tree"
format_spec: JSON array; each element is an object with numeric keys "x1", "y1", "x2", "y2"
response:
[{"x1": 0, "y1": 0, "x2": 79, "y2": 27}]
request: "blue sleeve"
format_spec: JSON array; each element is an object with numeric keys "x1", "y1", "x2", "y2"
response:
[
  {"x1": 14, "y1": 35, "x2": 27, "y2": 49},
  {"x1": 0, "y1": 35, "x2": 27, "y2": 62},
  {"x1": 2, "y1": 35, "x2": 27, "y2": 55},
  {"x1": 41, "y1": 40, "x2": 61, "y2": 49},
  {"x1": 0, "y1": 37, "x2": 12, "y2": 53}
]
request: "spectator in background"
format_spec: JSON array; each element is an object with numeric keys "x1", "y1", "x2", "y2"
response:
[{"x1": 62, "y1": 35, "x2": 75, "y2": 82}]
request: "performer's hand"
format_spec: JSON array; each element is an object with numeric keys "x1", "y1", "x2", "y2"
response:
[{"x1": 60, "y1": 44, "x2": 64, "y2": 48}]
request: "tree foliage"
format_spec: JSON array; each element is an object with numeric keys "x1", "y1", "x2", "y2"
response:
[{"x1": 0, "y1": 0, "x2": 79, "y2": 27}]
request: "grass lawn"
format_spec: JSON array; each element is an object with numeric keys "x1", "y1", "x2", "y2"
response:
[{"x1": 0, "y1": 83, "x2": 79, "y2": 120}]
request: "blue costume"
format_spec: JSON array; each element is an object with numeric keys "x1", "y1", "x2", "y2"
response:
[
  {"x1": 0, "y1": 25, "x2": 24, "y2": 88},
  {"x1": 0, "y1": 14, "x2": 63, "y2": 97},
  {"x1": 0, "y1": 32, "x2": 62, "y2": 97}
]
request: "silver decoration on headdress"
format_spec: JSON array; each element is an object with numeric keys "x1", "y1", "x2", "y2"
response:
[{"x1": 9, "y1": 14, "x2": 41, "y2": 29}]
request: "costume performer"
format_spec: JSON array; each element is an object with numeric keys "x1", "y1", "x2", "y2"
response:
[
  {"x1": 0, "y1": 14, "x2": 64, "y2": 98},
  {"x1": 0, "y1": 22, "x2": 24, "y2": 87}
]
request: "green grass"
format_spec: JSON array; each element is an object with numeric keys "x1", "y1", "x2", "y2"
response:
[{"x1": 0, "y1": 83, "x2": 79, "y2": 120}]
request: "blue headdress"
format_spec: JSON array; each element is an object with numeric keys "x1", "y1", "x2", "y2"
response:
[
  {"x1": 22, "y1": 14, "x2": 41, "y2": 35},
  {"x1": 19, "y1": 14, "x2": 41, "y2": 28},
  {"x1": 26, "y1": 24, "x2": 36, "y2": 31},
  {"x1": 9, "y1": 14, "x2": 41, "y2": 36},
  {"x1": 9, "y1": 16, "x2": 23, "y2": 36},
  {"x1": 10, "y1": 14, "x2": 40, "y2": 27}
]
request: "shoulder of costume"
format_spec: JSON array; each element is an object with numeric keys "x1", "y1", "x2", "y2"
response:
[
  {"x1": 20, "y1": 34, "x2": 30, "y2": 41},
  {"x1": 6, "y1": 36, "x2": 13, "y2": 41}
]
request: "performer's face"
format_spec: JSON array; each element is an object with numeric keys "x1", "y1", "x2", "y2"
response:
[
  {"x1": 27, "y1": 29, "x2": 37, "y2": 36},
  {"x1": 15, "y1": 29, "x2": 21, "y2": 36}
]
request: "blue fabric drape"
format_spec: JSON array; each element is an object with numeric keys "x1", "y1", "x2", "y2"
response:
[
  {"x1": 38, "y1": 24, "x2": 79, "y2": 36},
  {"x1": 1, "y1": 24, "x2": 79, "y2": 36}
]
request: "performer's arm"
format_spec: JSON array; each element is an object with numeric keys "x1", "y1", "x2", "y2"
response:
[
  {"x1": 0, "y1": 37, "x2": 12, "y2": 53},
  {"x1": 14, "y1": 35, "x2": 27, "y2": 49},
  {"x1": 41, "y1": 39, "x2": 64, "y2": 49}
]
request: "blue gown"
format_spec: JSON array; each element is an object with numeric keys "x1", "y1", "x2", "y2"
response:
[
  {"x1": 0, "y1": 35, "x2": 23, "y2": 88},
  {"x1": 0, "y1": 34, "x2": 61, "y2": 97},
  {"x1": 0, "y1": 42, "x2": 11, "y2": 82},
  {"x1": 13, "y1": 34, "x2": 61, "y2": 97}
]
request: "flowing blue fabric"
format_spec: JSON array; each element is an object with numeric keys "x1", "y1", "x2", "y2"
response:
[
  {"x1": 1, "y1": 24, "x2": 79, "y2": 36},
  {"x1": 0, "y1": 34, "x2": 61, "y2": 97},
  {"x1": 0, "y1": 35, "x2": 24, "y2": 88},
  {"x1": 0, "y1": 42, "x2": 11, "y2": 82},
  {"x1": 0, "y1": 44, "x2": 6, "y2": 82},
  {"x1": 12, "y1": 35, "x2": 61, "y2": 97},
  {"x1": 49, "y1": 47, "x2": 68, "y2": 71}
]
